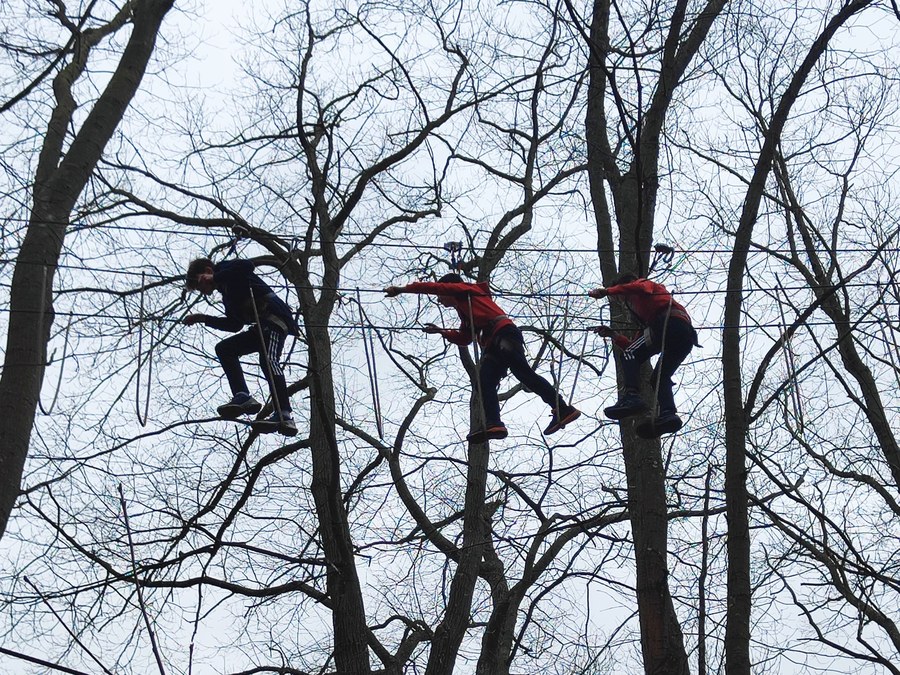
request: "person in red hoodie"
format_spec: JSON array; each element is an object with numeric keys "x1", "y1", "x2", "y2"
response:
[
  {"x1": 385, "y1": 273, "x2": 580, "y2": 442},
  {"x1": 588, "y1": 272, "x2": 697, "y2": 437}
]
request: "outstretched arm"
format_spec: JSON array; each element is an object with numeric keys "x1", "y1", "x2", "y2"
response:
[{"x1": 183, "y1": 314, "x2": 244, "y2": 332}]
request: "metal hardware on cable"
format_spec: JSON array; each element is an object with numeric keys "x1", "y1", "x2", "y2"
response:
[
  {"x1": 357, "y1": 288, "x2": 384, "y2": 439},
  {"x1": 444, "y1": 241, "x2": 463, "y2": 271},
  {"x1": 648, "y1": 243, "x2": 675, "y2": 277}
]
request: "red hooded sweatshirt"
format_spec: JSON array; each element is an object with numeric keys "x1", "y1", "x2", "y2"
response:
[
  {"x1": 401, "y1": 280, "x2": 514, "y2": 348},
  {"x1": 605, "y1": 278, "x2": 691, "y2": 349}
]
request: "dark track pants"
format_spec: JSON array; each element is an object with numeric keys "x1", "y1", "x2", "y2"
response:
[
  {"x1": 478, "y1": 325, "x2": 566, "y2": 426},
  {"x1": 215, "y1": 324, "x2": 291, "y2": 412},
  {"x1": 621, "y1": 316, "x2": 696, "y2": 414}
]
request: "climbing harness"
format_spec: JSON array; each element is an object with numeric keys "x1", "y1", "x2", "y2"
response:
[{"x1": 357, "y1": 288, "x2": 384, "y2": 439}]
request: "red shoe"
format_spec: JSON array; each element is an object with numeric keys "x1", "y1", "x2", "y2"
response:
[
  {"x1": 544, "y1": 405, "x2": 581, "y2": 435},
  {"x1": 467, "y1": 423, "x2": 508, "y2": 443}
]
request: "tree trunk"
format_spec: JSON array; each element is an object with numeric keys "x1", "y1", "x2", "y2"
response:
[
  {"x1": 720, "y1": 5, "x2": 874, "y2": 673},
  {"x1": 0, "y1": 0, "x2": 175, "y2": 540},
  {"x1": 426, "y1": 377, "x2": 491, "y2": 675},
  {"x1": 306, "y1": 317, "x2": 373, "y2": 674}
]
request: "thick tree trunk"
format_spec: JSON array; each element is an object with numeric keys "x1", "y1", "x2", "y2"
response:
[
  {"x1": 306, "y1": 319, "x2": 373, "y2": 674},
  {"x1": 426, "y1": 367, "x2": 491, "y2": 675},
  {"x1": 720, "y1": 6, "x2": 874, "y2": 673},
  {"x1": 0, "y1": 0, "x2": 175, "y2": 540}
]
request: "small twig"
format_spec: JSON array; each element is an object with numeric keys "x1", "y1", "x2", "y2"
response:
[
  {"x1": 118, "y1": 485, "x2": 167, "y2": 675},
  {"x1": 22, "y1": 576, "x2": 114, "y2": 675}
]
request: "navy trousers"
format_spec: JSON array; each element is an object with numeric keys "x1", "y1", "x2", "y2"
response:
[
  {"x1": 620, "y1": 316, "x2": 696, "y2": 414},
  {"x1": 215, "y1": 324, "x2": 291, "y2": 412},
  {"x1": 478, "y1": 325, "x2": 566, "y2": 426}
]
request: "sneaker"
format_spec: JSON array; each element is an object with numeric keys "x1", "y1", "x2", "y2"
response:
[
  {"x1": 654, "y1": 412, "x2": 683, "y2": 436},
  {"x1": 603, "y1": 392, "x2": 648, "y2": 420},
  {"x1": 250, "y1": 411, "x2": 298, "y2": 437},
  {"x1": 467, "y1": 423, "x2": 508, "y2": 443},
  {"x1": 544, "y1": 405, "x2": 582, "y2": 435},
  {"x1": 635, "y1": 412, "x2": 683, "y2": 439},
  {"x1": 218, "y1": 393, "x2": 263, "y2": 419}
]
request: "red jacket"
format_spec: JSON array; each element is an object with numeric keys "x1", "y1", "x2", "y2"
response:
[
  {"x1": 402, "y1": 280, "x2": 514, "y2": 348},
  {"x1": 605, "y1": 279, "x2": 691, "y2": 349}
]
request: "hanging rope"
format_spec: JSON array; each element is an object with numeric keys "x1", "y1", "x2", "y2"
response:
[
  {"x1": 568, "y1": 325, "x2": 590, "y2": 404},
  {"x1": 249, "y1": 286, "x2": 285, "y2": 420},
  {"x1": 650, "y1": 294, "x2": 675, "y2": 422},
  {"x1": 38, "y1": 316, "x2": 71, "y2": 415},
  {"x1": 135, "y1": 272, "x2": 153, "y2": 427},
  {"x1": 356, "y1": 288, "x2": 384, "y2": 439},
  {"x1": 467, "y1": 292, "x2": 488, "y2": 434},
  {"x1": 775, "y1": 275, "x2": 804, "y2": 434},
  {"x1": 553, "y1": 293, "x2": 571, "y2": 417}
]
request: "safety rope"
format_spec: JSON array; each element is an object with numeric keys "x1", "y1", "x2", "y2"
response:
[
  {"x1": 135, "y1": 272, "x2": 153, "y2": 427},
  {"x1": 775, "y1": 275, "x2": 804, "y2": 434},
  {"x1": 38, "y1": 317, "x2": 71, "y2": 415},
  {"x1": 467, "y1": 291, "x2": 488, "y2": 436},
  {"x1": 357, "y1": 288, "x2": 384, "y2": 439},
  {"x1": 249, "y1": 286, "x2": 285, "y2": 421},
  {"x1": 650, "y1": 293, "x2": 674, "y2": 422}
]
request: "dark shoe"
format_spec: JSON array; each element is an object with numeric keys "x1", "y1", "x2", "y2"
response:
[
  {"x1": 544, "y1": 405, "x2": 581, "y2": 435},
  {"x1": 467, "y1": 423, "x2": 508, "y2": 443},
  {"x1": 251, "y1": 411, "x2": 298, "y2": 437},
  {"x1": 654, "y1": 412, "x2": 683, "y2": 436},
  {"x1": 603, "y1": 392, "x2": 648, "y2": 420},
  {"x1": 635, "y1": 412, "x2": 683, "y2": 439},
  {"x1": 218, "y1": 393, "x2": 263, "y2": 419}
]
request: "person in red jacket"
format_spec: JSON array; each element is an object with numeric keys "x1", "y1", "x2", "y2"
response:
[
  {"x1": 588, "y1": 272, "x2": 697, "y2": 437},
  {"x1": 385, "y1": 273, "x2": 580, "y2": 442}
]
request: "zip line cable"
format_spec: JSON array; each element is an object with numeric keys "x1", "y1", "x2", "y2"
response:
[
  {"x1": 2, "y1": 257, "x2": 898, "y2": 299},
  {"x1": 0, "y1": 305, "x2": 898, "y2": 334},
  {"x1": 5, "y1": 217, "x2": 900, "y2": 255}
]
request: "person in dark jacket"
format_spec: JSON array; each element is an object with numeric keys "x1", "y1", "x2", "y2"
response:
[
  {"x1": 184, "y1": 257, "x2": 299, "y2": 436},
  {"x1": 385, "y1": 273, "x2": 580, "y2": 442},
  {"x1": 588, "y1": 272, "x2": 697, "y2": 437}
]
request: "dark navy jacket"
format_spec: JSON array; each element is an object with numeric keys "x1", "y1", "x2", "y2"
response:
[{"x1": 203, "y1": 260, "x2": 298, "y2": 335}]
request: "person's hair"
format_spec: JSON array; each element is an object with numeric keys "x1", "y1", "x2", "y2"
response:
[
  {"x1": 610, "y1": 271, "x2": 638, "y2": 287},
  {"x1": 438, "y1": 272, "x2": 464, "y2": 284},
  {"x1": 186, "y1": 257, "x2": 214, "y2": 289}
]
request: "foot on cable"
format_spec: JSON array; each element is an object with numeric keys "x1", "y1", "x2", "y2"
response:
[
  {"x1": 603, "y1": 391, "x2": 648, "y2": 421},
  {"x1": 635, "y1": 411, "x2": 683, "y2": 439},
  {"x1": 217, "y1": 392, "x2": 263, "y2": 419},
  {"x1": 544, "y1": 405, "x2": 581, "y2": 435},
  {"x1": 250, "y1": 411, "x2": 299, "y2": 437},
  {"x1": 467, "y1": 423, "x2": 508, "y2": 444}
]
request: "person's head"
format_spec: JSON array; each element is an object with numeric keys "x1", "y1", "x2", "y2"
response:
[
  {"x1": 609, "y1": 271, "x2": 638, "y2": 287},
  {"x1": 437, "y1": 272, "x2": 464, "y2": 306},
  {"x1": 185, "y1": 257, "x2": 215, "y2": 295}
]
